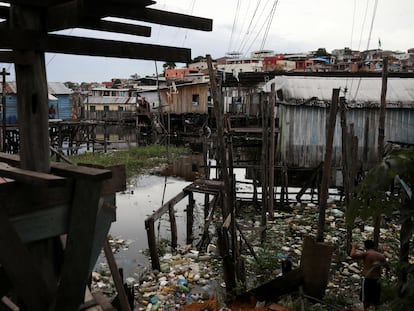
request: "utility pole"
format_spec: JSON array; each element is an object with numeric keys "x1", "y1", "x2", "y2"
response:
[{"x1": 1, "y1": 67, "x2": 10, "y2": 152}]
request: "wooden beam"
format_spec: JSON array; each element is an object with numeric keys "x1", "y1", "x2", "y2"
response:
[
  {"x1": 0, "y1": 162, "x2": 66, "y2": 186},
  {"x1": 96, "y1": 6, "x2": 213, "y2": 32},
  {"x1": 78, "y1": 20, "x2": 151, "y2": 37},
  {"x1": 47, "y1": 2, "x2": 151, "y2": 36},
  {"x1": 3, "y1": 0, "x2": 72, "y2": 7},
  {"x1": 0, "y1": 29, "x2": 192, "y2": 62},
  {"x1": 0, "y1": 51, "x2": 14, "y2": 63},
  {"x1": 51, "y1": 162, "x2": 112, "y2": 181}
]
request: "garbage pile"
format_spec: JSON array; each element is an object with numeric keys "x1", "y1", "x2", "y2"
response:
[{"x1": 92, "y1": 201, "x2": 401, "y2": 310}]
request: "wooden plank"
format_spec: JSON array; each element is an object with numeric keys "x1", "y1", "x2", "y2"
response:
[
  {"x1": 47, "y1": 1, "x2": 152, "y2": 37},
  {"x1": 10, "y1": 204, "x2": 69, "y2": 243},
  {"x1": 0, "y1": 210, "x2": 54, "y2": 310},
  {"x1": 94, "y1": 5, "x2": 212, "y2": 32},
  {"x1": 54, "y1": 178, "x2": 103, "y2": 311},
  {"x1": 0, "y1": 152, "x2": 20, "y2": 166},
  {"x1": 151, "y1": 190, "x2": 187, "y2": 221},
  {"x1": 0, "y1": 51, "x2": 14, "y2": 63},
  {"x1": 0, "y1": 162, "x2": 66, "y2": 186},
  {"x1": 0, "y1": 29, "x2": 192, "y2": 62},
  {"x1": 103, "y1": 239, "x2": 131, "y2": 311},
  {"x1": 78, "y1": 20, "x2": 151, "y2": 37},
  {"x1": 0, "y1": 153, "x2": 125, "y2": 195},
  {"x1": 80, "y1": 164, "x2": 126, "y2": 194},
  {"x1": 51, "y1": 162, "x2": 112, "y2": 181},
  {"x1": 5, "y1": 0, "x2": 75, "y2": 7},
  {"x1": 88, "y1": 196, "x2": 116, "y2": 272}
]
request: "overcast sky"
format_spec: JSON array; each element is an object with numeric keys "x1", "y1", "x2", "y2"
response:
[{"x1": 1, "y1": 0, "x2": 413, "y2": 83}]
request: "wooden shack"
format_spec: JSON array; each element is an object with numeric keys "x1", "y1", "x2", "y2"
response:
[
  {"x1": 159, "y1": 81, "x2": 210, "y2": 114},
  {"x1": 220, "y1": 71, "x2": 414, "y2": 187},
  {"x1": 263, "y1": 74, "x2": 414, "y2": 180},
  {"x1": 0, "y1": 0, "x2": 212, "y2": 309}
]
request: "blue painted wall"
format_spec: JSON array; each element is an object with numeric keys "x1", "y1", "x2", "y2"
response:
[
  {"x1": 1, "y1": 89, "x2": 72, "y2": 124},
  {"x1": 49, "y1": 95, "x2": 72, "y2": 119}
]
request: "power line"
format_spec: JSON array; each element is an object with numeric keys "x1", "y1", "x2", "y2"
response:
[
  {"x1": 259, "y1": 0, "x2": 279, "y2": 51},
  {"x1": 228, "y1": 0, "x2": 241, "y2": 53},
  {"x1": 237, "y1": 0, "x2": 264, "y2": 54}
]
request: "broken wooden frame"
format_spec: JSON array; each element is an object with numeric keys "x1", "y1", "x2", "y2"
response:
[
  {"x1": 145, "y1": 179, "x2": 223, "y2": 271},
  {"x1": 0, "y1": 152, "x2": 126, "y2": 310}
]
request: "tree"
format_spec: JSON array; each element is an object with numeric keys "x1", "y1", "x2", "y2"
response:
[
  {"x1": 191, "y1": 55, "x2": 205, "y2": 63},
  {"x1": 162, "y1": 62, "x2": 176, "y2": 70},
  {"x1": 315, "y1": 48, "x2": 329, "y2": 57},
  {"x1": 64, "y1": 81, "x2": 79, "y2": 91}
]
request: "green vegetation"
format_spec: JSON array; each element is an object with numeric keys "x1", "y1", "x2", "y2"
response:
[{"x1": 69, "y1": 144, "x2": 190, "y2": 178}]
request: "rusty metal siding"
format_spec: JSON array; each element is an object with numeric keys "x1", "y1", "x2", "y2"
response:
[{"x1": 278, "y1": 104, "x2": 414, "y2": 169}]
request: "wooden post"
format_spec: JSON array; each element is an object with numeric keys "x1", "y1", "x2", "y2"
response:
[
  {"x1": 14, "y1": 53, "x2": 50, "y2": 172},
  {"x1": 207, "y1": 55, "x2": 236, "y2": 290},
  {"x1": 374, "y1": 57, "x2": 388, "y2": 247},
  {"x1": 169, "y1": 203, "x2": 178, "y2": 249},
  {"x1": 340, "y1": 97, "x2": 353, "y2": 253},
  {"x1": 269, "y1": 83, "x2": 276, "y2": 220},
  {"x1": 104, "y1": 121, "x2": 108, "y2": 153},
  {"x1": 1, "y1": 68, "x2": 10, "y2": 152},
  {"x1": 363, "y1": 116, "x2": 369, "y2": 167},
  {"x1": 260, "y1": 92, "x2": 268, "y2": 243},
  {"x1": 10, "y1": 6, "x2": 57, "y2": 309},
  {"x1": 145, "y1": 217, "x2": 161, "y2": 271},
  {"x1": 186, "y1": 192, "x2": 194, "y2": 245},
  {"x1": 316, "y1": 88, "x2": 339, "y2": 242},
  {"x1": 206, "y1": 55, "x2": 232, "y2": 218}
]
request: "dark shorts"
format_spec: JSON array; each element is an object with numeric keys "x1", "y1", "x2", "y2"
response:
[{"x1": 360, "y1": 278, "x2": 381, "y2": 305}]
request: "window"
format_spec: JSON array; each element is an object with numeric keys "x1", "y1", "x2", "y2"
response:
[
  {"x1": 90, "y1": 105, "x2": 96, "y2": 112},
  {"x1": 192, "y1": 94, "x2": 199, "y2": 106},
  {"x1": 104, "y1": 106, "x2": 109, "y2": 112},
  {"x1": 118, "y1": 106, "x2": 124, "y2": 111}
]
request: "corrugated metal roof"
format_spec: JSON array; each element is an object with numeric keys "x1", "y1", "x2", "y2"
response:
[
  {"x1": 48, "y1": 82, "x2": 73, "y2": 95},
  {"x1": 85, "y1": 96, "x2": 136, "y2": 104},
  {"x1": 263, "y1": 76, "x2": 414, "y2": 107},
  {"x1": 3, "y1": 81, "x2": 72, "y2": 96}
]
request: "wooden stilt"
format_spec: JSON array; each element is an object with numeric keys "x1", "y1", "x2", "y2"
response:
[{"x1": 186, "y1": 192, "x2": 195, "y2": 245}]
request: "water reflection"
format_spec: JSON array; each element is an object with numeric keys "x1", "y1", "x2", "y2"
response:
[{"x1": 103, "y1": 174, "x2": 205, "y2": 278}]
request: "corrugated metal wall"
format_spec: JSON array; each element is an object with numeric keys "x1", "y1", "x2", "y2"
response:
[{"x1": 277, "y1": 104, "x2": 414, "y2": 170}]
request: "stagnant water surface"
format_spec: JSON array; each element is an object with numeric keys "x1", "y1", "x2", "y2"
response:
[{"x1": 99, "y1": 174, "x2": 206, "y2": 279}]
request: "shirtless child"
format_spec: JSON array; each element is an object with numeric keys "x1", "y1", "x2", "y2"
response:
[{"x1": 350, "y1": 239, "x2": 390, "y2": 309}]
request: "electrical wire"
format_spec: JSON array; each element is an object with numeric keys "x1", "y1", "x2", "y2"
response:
[
  {"x1": 259, "y1": 0, "x2": 279, "y2": 51},
  {"x1": 228, "y1": 0, "x2": 241, "y2": 53},
  {"x1": 236, "y1": 0, "x2": 264, "y2": 54},
  {"x1": 352, "y1": 0, "x2": 379, "y2": 101},
  {"x1": 243, "y1": 0, "x2": 276, "y2": 56},
  {"x1": 182, "y1": 0, "x2": 197, "y2": 46}
]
